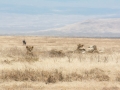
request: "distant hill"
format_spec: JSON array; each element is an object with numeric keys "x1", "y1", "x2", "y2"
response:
[
  {"x1": 53, "y1": 18, "x2": 120, "y2": 33},
  {"x1": 3, "y1": 18, "x2": 120, "y2": 37}
]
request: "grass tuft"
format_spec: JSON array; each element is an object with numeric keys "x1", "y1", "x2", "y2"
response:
[{"x1": 48, "y1": 49, "x2": 66, "y2": 57}]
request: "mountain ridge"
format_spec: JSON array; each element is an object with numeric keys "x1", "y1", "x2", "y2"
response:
[{"x1": 1, "y1": 18, "x2": 120, "y2": 37}]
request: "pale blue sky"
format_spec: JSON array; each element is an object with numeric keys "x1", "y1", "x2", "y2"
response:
[{"x1": 0, "y1": 0, "x2": 120, "y2": 34}]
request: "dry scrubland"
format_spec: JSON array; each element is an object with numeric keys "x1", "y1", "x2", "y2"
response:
[{"x1": 0, "y1": 36, "x2": 120, "y2": 90}]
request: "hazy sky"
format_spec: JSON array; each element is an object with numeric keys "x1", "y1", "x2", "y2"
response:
[{"x1": 0, "y1": 0, "x2": 120, "y2": 34}]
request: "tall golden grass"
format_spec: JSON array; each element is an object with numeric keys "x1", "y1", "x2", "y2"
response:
[{"x1": 0, "y1": 36, "x2": 120, "y2": 90}]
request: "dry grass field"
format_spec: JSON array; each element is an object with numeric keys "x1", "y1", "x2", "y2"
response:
[{"x1": 0, "y1": 36, "x2": 120, "y2": 90}]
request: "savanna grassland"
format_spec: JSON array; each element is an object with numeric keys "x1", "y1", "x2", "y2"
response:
[{"x1": 0, "y1": 36, "x2": 120, "y2": 90}]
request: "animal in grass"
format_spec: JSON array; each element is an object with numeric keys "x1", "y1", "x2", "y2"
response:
[
  {"x1": 23, "y1": 39, "x2": 26, "y2": 45},
  {"x1": 74, "y1": 44, "x2": 86, "y2": 53},
  {"x1": 87, "y1": 45, "x2": 99, "y2": 53},
  {"x1": 26, "y1": 46, "x2": 34, "y2": 55}
]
